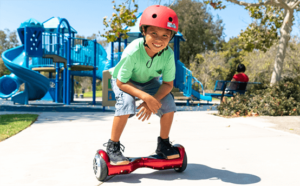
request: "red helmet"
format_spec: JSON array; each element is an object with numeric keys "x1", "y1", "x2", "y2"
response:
[{"x1": 139, "y1": 5, "x2": 178, "y2": 34}]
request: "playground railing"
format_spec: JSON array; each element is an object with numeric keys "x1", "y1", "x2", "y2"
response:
[
  {"x1": 42, "y1": 34, "x2": 105, "y2": 67},
  {"x1": 175, "y1": 60, "x2": 211, "y2": 101},
  {"x1": 71, "y1": 38, "x2": 94, "y2": 66}
]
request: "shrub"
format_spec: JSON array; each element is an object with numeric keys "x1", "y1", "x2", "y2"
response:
[{"x1": 217, "y1": 76, "x2": 300, "y2": 116}]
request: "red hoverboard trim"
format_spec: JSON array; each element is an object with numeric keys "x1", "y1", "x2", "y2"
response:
[{"x1": 98, "y1": 144, "x2": 185, "y2": 176}]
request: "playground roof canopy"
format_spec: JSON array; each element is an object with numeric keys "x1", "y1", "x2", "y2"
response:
[
  {"x1": 122, "y1": 12, "x2": 186, "y2": 43},
  {"x1": 19, "y1": 18, "x2": 44, "y2": 28},
  {"x1": 43, "y1": 17, "x2": 77, "y2": 34}
]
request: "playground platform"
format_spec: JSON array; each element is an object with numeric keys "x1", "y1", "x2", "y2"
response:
[{"x1": 0, "y1": 110, "x2": 299, "y2": 186}]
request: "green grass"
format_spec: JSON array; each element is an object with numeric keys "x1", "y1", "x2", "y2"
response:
[
  {"x1": 0, "y1": 114, "x2": 39, "y2": 142},
  {"x1": 83, "y1": 91, "x2": 102, "y2": 98}
]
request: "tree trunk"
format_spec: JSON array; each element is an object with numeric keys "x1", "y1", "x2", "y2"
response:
[{"x1": 270, "y1": 9, "x2": 293, "y2": 86}]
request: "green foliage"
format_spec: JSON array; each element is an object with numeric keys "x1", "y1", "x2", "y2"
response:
[
  {"x1": 190, "y1": 51, "x2": 229, "y2": 90},
  {"x1": 0, "y1": 29, "x2": 19, "y2": 55},
  {"x1": 217, "y1": 76, "x2": 300, "y2": 116},
  {"x1": 221, "y1": 37, "x2": 247, "y2": 80},
  {"x1": 203, "y1": 0, "x2": 226, "y2": 9},
  {"x1": 0, "y1": 29, "x2": 19, "y2": 76},
  {"x1": 239, "y1": 5, "x2": 284, "y2": 52},
  {"x1": 170, "y1": 0, "x2": 224, "y2": 67},
  {"x1": 243, "y1": 36, "x2": 300, "y2": 83},
  {"x1": 101, "y1": 0, "x2": 138, "y2": 42},
  {"x1": 0, "y1": 59, "x2": 10, "y2": 76}
]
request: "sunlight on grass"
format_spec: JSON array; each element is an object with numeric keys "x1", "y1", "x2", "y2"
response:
[
  {"x1": 0, "y1": 114, "x2": 38, "y2": 142},
  {"x1": 83, "y1": 91, "x2": 102, "y2": 98}
]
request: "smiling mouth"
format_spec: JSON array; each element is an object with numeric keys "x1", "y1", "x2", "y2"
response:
[{"x1": 152, "y1": 43, "x2": 162, "y2": 48}]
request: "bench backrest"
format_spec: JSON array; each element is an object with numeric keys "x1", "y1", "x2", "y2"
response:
[{"x1": 214, "y1": 80, "x2": 261, "y2": 93}]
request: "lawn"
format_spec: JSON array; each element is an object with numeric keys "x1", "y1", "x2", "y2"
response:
[
  {"x1": 0, "y1": 114, "x2": 39, "y2": 142},
  {"x1": 83, "y1": 91, "x2": 102, "y2": 98}
]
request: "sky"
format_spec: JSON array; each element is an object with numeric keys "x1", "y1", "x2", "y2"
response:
[{"x1": 0, "y1": 0, "x2": 299, "y2": 42}]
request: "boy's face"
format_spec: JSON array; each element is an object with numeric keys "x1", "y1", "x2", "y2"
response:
[{"x1": 143, "y1": 26, "x2": 172, "y2": 54}]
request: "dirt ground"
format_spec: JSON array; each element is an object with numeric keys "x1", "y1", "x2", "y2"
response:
[{"x1": 258, "y1": 116, "x2": 300, "y2": 136}]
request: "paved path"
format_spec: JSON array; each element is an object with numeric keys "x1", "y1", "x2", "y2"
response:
[{"x1": 0, "y1": 111, "x2": 300, "y2": 186}]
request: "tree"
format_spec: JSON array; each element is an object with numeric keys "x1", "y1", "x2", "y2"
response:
[
  {"x1": 190, "y1": 51, "x2": 229, "y2": 90},
  {"x1": 206, "y1": 0, "x2": 300, "y2": 85},
  {"x1": 101, "y1": 0, "x2": 138, "y2": 42},
  {"x1": 0, "y1": 29, "x2": 19, "y2": 76},
  {"x1": 0, "y1": 29, "x2": 19, "y2": 55},
  {"x1": 170, "y1": 0, "x2": 225, "y2": 67},
  {"x1": 243, "y1": 35, "x2": 300, "y2": 83},
  {"x1": 221, "y1": 37, "x2": 247, "y2": 80}
]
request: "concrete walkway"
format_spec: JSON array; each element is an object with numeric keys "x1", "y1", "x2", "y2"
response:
[{"x1": 0, "y1": 111, "x2": 300, "y2": 186}]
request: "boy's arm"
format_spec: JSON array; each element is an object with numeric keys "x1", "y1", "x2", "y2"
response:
[
  {"x1": 116, "y1": 79, "x2": 162, "y2": 113},
  {"x1": 116, "y1": 79, "x2": 148, "y2": 100},
  {"x1": 153, "y1": 81, "x2": 173, "y2": 101}
]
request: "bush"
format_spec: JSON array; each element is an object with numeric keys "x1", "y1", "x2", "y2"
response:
[{"x1": 217, "y1": 76, "x2": 300, "y2": 116}]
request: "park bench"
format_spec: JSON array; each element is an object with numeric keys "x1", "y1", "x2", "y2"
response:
[{"x1": 205, "y1": 80, "x2": 261, "y2": 103}]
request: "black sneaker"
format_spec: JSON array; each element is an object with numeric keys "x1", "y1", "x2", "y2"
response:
[
  {"x1": 103, "y1": 139, "x2": 130, "y2": 165},
  {"x1": 155, "y1": 137, "x2": 180, "y2": 159}
]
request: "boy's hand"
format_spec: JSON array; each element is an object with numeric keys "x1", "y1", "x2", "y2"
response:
[
  {"x1": 143, "y1": 94, "x2": 162, "y2": 114},
  {"x1": 136, "y1": 102, "x2": 152, "y2": 121}
]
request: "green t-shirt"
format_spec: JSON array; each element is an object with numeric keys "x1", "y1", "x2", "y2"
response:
[{"x1": 109, "y1": 38, "x2": 175, "y2": 83}]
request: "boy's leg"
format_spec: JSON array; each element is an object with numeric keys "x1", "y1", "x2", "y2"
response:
[
  {"x1": 160, "y1": 111, "x2": 174, "y2": 139},
  {"x1": 105, "y1": 79, "x2": 136, "y2": 165},
  {"x1": 133, "y1": 78, "x2": 179, "y2": 159},
  {"x1": 111, "y1": 114, "x2": 130, "y2": 142},
  {"x1": 156, "y1": 111, "x2": 179, "y2": 159}
]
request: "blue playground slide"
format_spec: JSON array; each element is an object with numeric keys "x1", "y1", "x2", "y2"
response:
[{"x1": 0, "y1": 45, "x2": 50, "y2": 103}]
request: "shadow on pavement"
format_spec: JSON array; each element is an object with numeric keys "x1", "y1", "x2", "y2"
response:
[{"x1": 106, "y1": 163, "x2": 261, "y2": 184}]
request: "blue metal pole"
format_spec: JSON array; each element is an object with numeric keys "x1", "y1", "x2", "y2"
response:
[
  {"x1": 55, "y1": 63, "x2": 59, "y2": 103},
  {"x1": 118, "y1": 38, "x2": 121, "y2": 62},
  {"x1": 62, "y1": 28, "x2": 65, "y2": 57},
  {"x1": 124, "y1": 39, "x2": 128, "y2": 48},
  {"x1": 63, "y1": 68, "x2": 66, "y2": 104},
  {"x1": 49, "y1": 33, "x2": 52, "y2": 53},
  {"x1": 56, "y1": 32, "x2": 60, "y2": 55},
  {"x1": 24, "y1": 27, "x2": 29, "y2": 105},
  {"x1": 56, "y1": 18, "x2": 72, "y2": 105},
  {"x1": 66, "y1": 36, "x2": 71, "y2": 105},
  {"x1": 71, "y1": 75, "x2": 74, "y2": 102},
  {"x1": 93, "y1": 39, "x2": 97, "y2": 105},
  {"x1": 111, "y1": 41, "x2": 114, "y2": 68}
]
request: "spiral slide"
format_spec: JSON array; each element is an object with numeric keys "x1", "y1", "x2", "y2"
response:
[{"x1": 0, "y1": 45, "x2": 50, "y2": 104}]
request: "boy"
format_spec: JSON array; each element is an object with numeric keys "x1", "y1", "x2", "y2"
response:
[{"x1": 104, "y1": 5, "x2": 179, "y2": 165}]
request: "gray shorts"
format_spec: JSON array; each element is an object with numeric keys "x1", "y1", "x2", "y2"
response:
[{"x1": 111, "y1": 77, "x2": 177, "y2": 118}]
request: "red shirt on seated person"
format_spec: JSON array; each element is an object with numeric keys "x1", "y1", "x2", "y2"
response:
[{"x1": 231, "y1": 64, "x2": 249, "y2": 82}]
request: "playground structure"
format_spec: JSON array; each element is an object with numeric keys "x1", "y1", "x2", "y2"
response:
[
  {"x1": 0, "y1": 17, "x2": 108, "y2": 105},
  {"x1": 0, "y1": 14, "x2": 213, "y2": 107}
]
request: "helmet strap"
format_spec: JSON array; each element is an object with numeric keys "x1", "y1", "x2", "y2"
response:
[
  {"x1": 143, "y1": 36, "x2": 151, "y2": 50},
  {"x1": 146, "y1": 46, "x2": 168, "y2": 68}
]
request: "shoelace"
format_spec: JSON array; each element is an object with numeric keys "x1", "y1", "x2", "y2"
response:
[
  {"x1": 162, "y1": 140, "x2": 174, "y2": 150},
  {"x1": 103, "y1": 141, "x2": 126, "y2": 153}
]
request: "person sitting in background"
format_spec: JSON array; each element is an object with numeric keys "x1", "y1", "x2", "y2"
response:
[
  {"x1": 231, "y1": 64, "x2": 249, "y2": 82},
  {"x1": 223, "y1": 64, "x2": 249, "y2": 102}
]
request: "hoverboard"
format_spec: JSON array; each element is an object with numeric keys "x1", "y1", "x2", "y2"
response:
[{"x1": 93, "y1": 144, "x2": 187, "y2": 181}]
